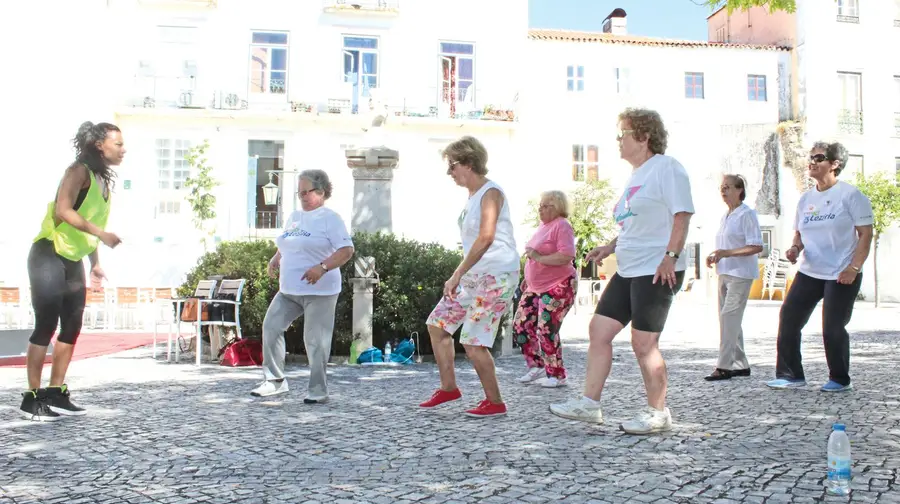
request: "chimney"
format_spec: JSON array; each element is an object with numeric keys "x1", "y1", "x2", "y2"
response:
[{"x1": 602, "y1": 8, "x2": 627, "y2": 35}]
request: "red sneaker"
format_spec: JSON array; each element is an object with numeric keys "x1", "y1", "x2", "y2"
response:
[
  {"x1": 419, "y1": 388, "x2": 462, "y2": 408},
  {"x1": 463, "y1": 400, "x2": 507, "y2": 418}
]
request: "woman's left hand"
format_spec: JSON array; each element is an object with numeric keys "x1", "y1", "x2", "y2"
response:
[
  {"x1": 89, "y1": 266, "x2": 107, "y2": 292},
  {"x1": 654, "y1": 256, "x2": 677, "y2": 288},
  {"x1": 837, "y1": 267, "x2": 858, "y2": 285},
  {"x1": 443, "y1": 273, "x2": 461, "y2": 300},
  {"x1": 525, "y1": 247, "x2": 542, "y2": 263},
  {"x1": 302, "y1": 265, "x2": 326, "y2": 285}
]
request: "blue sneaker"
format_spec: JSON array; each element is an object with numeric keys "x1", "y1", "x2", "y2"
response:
[
  {"x1": 821, "y1": 380, "x2": 853, "y2": 392},
  {"x1": 766, "y1": 378, "x2": 807, "y2": 389}
]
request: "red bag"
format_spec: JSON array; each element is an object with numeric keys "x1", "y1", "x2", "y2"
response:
[{"x1": 219, "y1": 339, "x2": 263, "y2": 367}]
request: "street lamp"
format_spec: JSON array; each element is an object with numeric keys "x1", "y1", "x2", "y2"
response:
[{"x1": 262, "y1": 172, "x2": 279, "y2": 206}]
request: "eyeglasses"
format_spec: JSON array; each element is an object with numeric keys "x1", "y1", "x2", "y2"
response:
[
  {"x1": 298, "y1": 189, "x2": 321, "y2": 197},
  {"x1": 809, "y1": 154, "x2": 828, "y2": 163},
  {"x1": 720, "y1": 185, "x2": 732, "y2": 191},
  {"x1": 446, "y1": 160, "x2": 460, "y2": 174},
  {"x1": 616, "y1": 129, "x2": 635, "y2": 141},
  {"x1": 538, "y1": 203, "x2": 553, "y2": 210}
]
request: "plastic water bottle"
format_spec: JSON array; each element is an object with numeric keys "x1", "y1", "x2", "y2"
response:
[
  {"x1": 826, "y1": 423, "x2": 852, "y2": 496},
  {"x1": 384, "y1": 341, "x2": 392, "y2": 363}
]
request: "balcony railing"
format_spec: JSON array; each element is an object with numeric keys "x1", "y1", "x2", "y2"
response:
[
  {"x1": 894, "y1": 112, "x2": 900, "y2": 137},
  {"x1": 256, "y1": 211, "x2": 282, "y2": 230},
  {"x1": 836, "y1": 12, "x2": 859, "y2": 23},
  {"x1": 323, "y1": 0, "x2": 399, "y2": 14},
  {"x1": 837, "y1": 109, "x2": 863, "y2": 135}
]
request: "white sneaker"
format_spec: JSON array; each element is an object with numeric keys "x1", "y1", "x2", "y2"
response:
[
  {"x1": 536, "y1": 377, "x2": 567, "y2": 388},
  {"x1": 517, "y1": 367, "x2": 545, "y2": 384},
  {"x1": 250, "y1": 380, "x2": 289, "y2": 397},
  {"x1": 619, "y1": 407, "x2": 672, "y2": 435},
  {"x1": 549, "y1": 397, "x2": 603, "y2": 424}
]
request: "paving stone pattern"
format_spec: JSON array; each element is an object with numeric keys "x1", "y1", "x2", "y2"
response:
[{"x1": 0, "y1": 301, "x2": 898, "y2": 503}]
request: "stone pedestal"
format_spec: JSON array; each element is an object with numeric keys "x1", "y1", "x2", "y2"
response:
[
  {"x1": 345, "y1": 146, "x2": 400, "y2": 234},
  {"x1": 349, "y1": 277, "x2": 379, "y2": 363}
]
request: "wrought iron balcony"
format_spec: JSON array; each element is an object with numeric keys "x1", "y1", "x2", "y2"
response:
[
  {"x1": 323, "y1": 0, "x2": 399, "y2": 14},
  {"x1": 256, "y1": 211, "x2": 282, "y2": 230},
  {"x1": 837, "y1": 109, "x2": 863, "y2": 135},
  {"x1": 894, "y1": 112, "x2": 900, "y2": 137},
  {"x1": 836, "y1": 13, "x2": 859, "y2": 23}
]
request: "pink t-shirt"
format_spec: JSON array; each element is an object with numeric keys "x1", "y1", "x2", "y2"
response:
[{"x1": 524, "y1": 217, "x2": 577, "y2": 293}]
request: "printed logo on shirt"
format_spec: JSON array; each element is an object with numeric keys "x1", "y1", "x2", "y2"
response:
[
  {"x1": 613, "y1": 185, "x2": 643, "y2": 227},
  {"x1": 801, "y1": 204, "x2": 835, "y2": 225},
  {"x1": 281, "y1": 223, "x2": 311, "y2": 238}
]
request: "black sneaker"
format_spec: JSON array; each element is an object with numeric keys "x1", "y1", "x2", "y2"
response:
[
  {"x1": 19, "y1": 390, "x2": 62, "y2": 422},
  {"x1": 45, "y1": 385, "x2": 87, "y2": 416}
]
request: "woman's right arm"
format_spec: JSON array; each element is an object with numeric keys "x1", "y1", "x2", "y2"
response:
[{"x1": 55, "y1": 164, "x2": 106, "y2": 238}]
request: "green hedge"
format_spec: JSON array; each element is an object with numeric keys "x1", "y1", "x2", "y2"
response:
[{"x1": 179, "y1": 232, "x2": 479, "y2": 355}]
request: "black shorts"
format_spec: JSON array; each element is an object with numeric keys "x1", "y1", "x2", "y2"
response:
[{"x1": 594, "y1": 271, "x2": 685, "y2": 333}]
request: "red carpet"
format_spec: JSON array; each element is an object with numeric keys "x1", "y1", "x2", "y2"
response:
[{"x1": 0, "y1": 332, "x2": 157, "y2": 367}]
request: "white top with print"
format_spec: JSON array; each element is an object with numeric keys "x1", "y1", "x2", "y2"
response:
[
  {"x1": 459, "y1": 180, "x2": 520, "y2": 274},
  {"x1": 715, "y1": 203, "x2": 763, "y2": 280},
  {"x1": 794, "y1": 181, "x2": 873, "y2": 281},
  {"x1": 276, "y1": 207, "x2": 354, "y2": 296},
  {"x1": 612, "y1": 154, "x2": 695, "y2": 278}
]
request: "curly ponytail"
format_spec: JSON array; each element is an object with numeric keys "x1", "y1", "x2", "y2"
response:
[{"x1": 73, "y1": 121, "x2": 120, "y2": 190}]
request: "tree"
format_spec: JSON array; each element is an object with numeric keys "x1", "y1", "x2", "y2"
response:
[
  {"x1": 854, "y1": 171, "x2": 900, "y2": 307},
  {"x1": 183, "y1": 140, "x2": 219, "y2": 251},
  {"x1": 524, "y1": 179, "x2": 617, "y2": 275},
  {"x1": 699, "y1": 0, "x2": 796, "y2": 13}
]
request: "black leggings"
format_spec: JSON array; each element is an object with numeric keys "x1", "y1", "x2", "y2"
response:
[{"x1": 27, "y1": 239, "x2": 86, "y2": 346}]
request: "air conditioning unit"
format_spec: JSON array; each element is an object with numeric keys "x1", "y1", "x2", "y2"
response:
[{"x1": 212, "y1": 91, "x2": 247, "y2": 110}]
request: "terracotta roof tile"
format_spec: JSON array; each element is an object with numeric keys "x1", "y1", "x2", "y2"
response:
[{"x1": 528, "y1": 29, "x2": 791, "y2": 51}]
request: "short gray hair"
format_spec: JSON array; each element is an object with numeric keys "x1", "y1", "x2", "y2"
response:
[
  {"x1": 811, "y1": 141, "x2": 848, "y2": 176},
  {"x1": 299, "y1": 169, "x2": 333, "y2": 199},
  {"x1": 540, "y1": 190, "x2": 570, "y2": 218}
]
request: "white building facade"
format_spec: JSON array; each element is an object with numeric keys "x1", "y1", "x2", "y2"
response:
[{"x1": 709, "y1": 0, "x2": 900, "y2": 301}]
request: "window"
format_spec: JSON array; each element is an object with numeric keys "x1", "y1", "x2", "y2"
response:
[
  {"x1": 343, "y1": 36, "x2": 378, "y2": 113},
  {"x1": 137, "y1": 26, "x2": 198, "y2": 107},
  {"x1": 748, "y1": 75, "x2": 767, "y2": 101},
  {"x1": 837, "y1": 72, "x2": 863, "y2": 134},
  {"x1": 572, "y1": 144, "x2": 599, "y2": 182},
  {"x1": 567, "y1": 65, "x2": 584, "y2": 92},
  {"x1": 843, "y1": 154, "x2": 864, "y2": 182},
  {"x1": 895, "y1": 157, "x2": 900, "y2": 185},
  {"x1": 157, "y1": 139, "x2": 191, "y2": 190},
  {"x1": 156, "y1": 139, "x2": 191, "y2": 217},
  {"x1": 439, "y1": 42, "x2": 475, "y2": 118},
  {"x1": 895, "y1": 0, "x2": 900, "y2": 25},
  {"x1": 249, "y1": 31, "x2": 288, "y2": 95},
  {"x1": 894, "y1": 76, "x2": 900, "y2": 136},
  {"x1": 615, "y1": 67, "x2": 630, "y2": 94},
  {"x1": 760, "y1": 227, "x2": 773, "y2": 258},
  {"x1": 836, "y1": 0, "x2": 859, "y2": 21},
  {"x1": 685, "y1": 72, "x2": 704, "y2": 99},
  {"x1": 715, "y1": 26, "x2": 726, "y2": 42}
]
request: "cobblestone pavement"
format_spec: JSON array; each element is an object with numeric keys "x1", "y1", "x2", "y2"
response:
[{"x1": 1, "y1": 300, "x2": 899, "y2": 504}]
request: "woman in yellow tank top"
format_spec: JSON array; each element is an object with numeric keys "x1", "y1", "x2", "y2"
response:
[{"x1": 20, "y1": 121, "x2": 125, "y2": 422}]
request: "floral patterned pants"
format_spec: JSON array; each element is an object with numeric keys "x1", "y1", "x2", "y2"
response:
[{"x1": 513, "y1": 276, "x2": 577, "y2": 379}]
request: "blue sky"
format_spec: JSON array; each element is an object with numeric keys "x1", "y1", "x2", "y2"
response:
[{"x1": 529, "y1": 0, "x2": 714, "y2": 40}]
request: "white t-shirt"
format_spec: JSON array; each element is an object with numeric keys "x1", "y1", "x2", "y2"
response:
[
  {"x1": 459, "y1": 180, "x2": 520, "y2": 274},
  {"x1": 612, "y1": 154, "x2": 695, "y2": 278},
  {"x1": 276, "y1": 207, "x2": 354, "y2": 296},
  {"x1": 794, "y1": 181, "x2": 873, "y2": 281},
  {"x1": 715, "y1": 203, "x2": 763, "y2": 280}
]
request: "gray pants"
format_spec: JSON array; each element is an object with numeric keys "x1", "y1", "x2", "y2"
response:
[
  {"x1": 717, "y1": 274, "x2": 754, "y2": 371},
  {"x1": 262, "y1": 291, "x2": 339, "y2": 399}
]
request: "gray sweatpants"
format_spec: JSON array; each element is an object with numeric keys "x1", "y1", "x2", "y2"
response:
[
  {"x1": 716, "y1": 274, "x2": 754, "y2": 371},
  {"x1": 262, "y1": 291, "x2": 339, "y2": 399}
]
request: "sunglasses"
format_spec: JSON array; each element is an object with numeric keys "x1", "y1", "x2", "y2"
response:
[
  {"x1": 809, "y1": 154, "x2": 829, "y2": 163},
  {"x1": 616, "y1": 129, "x2": 635, "y2": 141},
  {"x1": 446, "y1": 160, "x2": 460, "y2": 174}
]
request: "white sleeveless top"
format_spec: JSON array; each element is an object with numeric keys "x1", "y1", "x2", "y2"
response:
[{"x1": 458, "y1": 180, "x2": 520, "y2": 274}]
